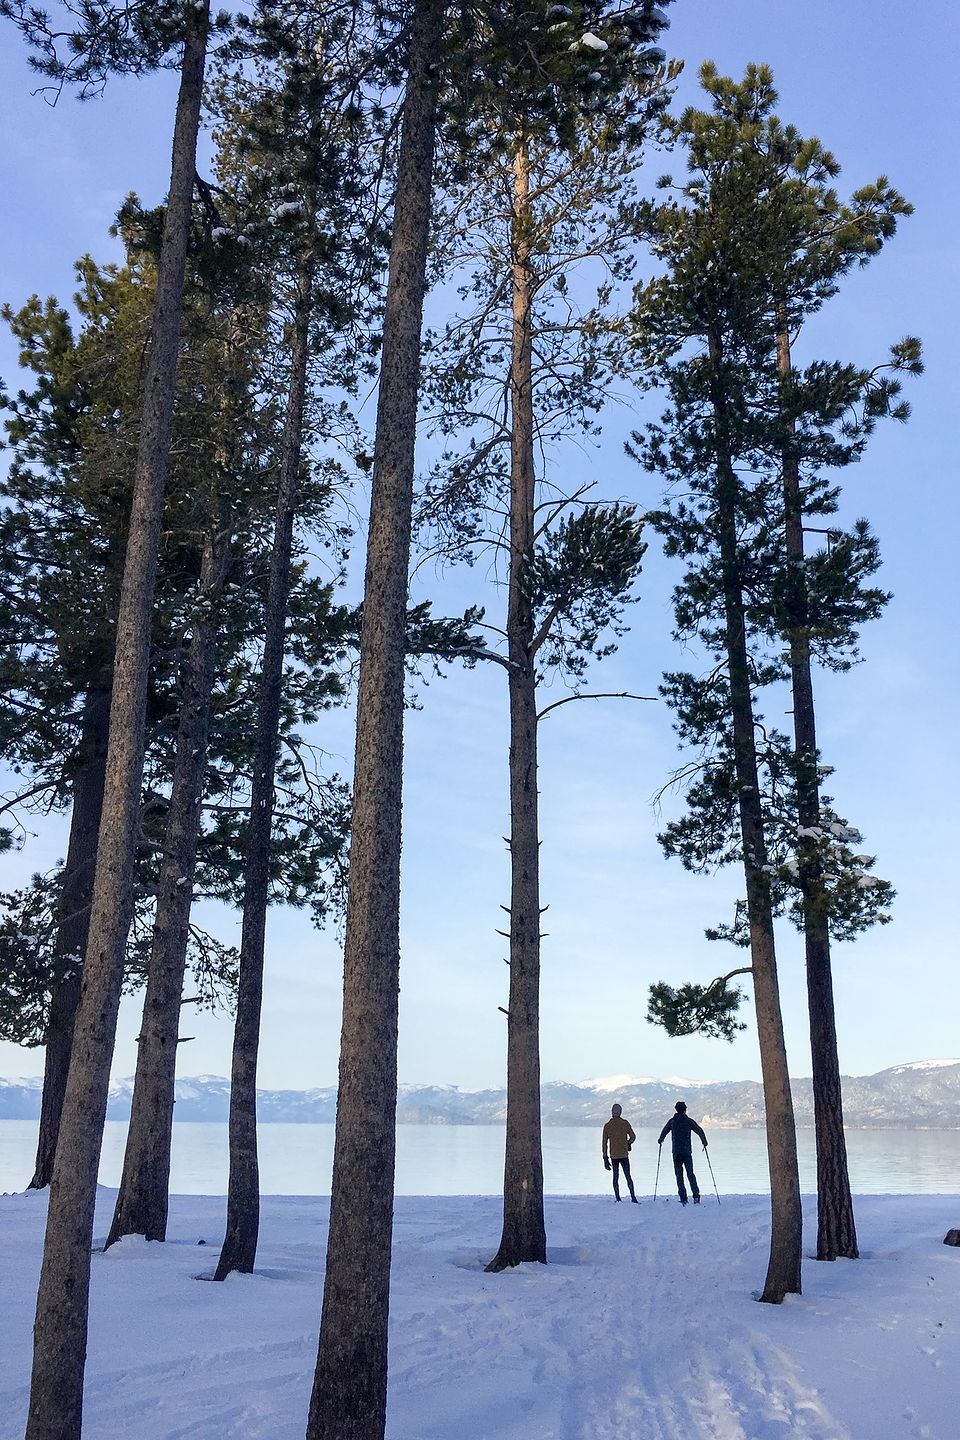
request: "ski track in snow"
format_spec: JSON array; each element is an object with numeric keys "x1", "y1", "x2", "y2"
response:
[
  {"x1": 387, "y1": 1202, "x2": 852, "y2": 1440},
  {"x1": 1, "y1": 1188, "x2": 958, "y2": 1439}
]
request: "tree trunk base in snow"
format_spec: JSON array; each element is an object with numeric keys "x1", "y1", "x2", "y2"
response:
[
  {"x1": 485, "y1": 1209, "x2": 547, "y2": 1272},
  {"x1": 485, "y1": 1252, "x2": 547, "y2": 1273}
]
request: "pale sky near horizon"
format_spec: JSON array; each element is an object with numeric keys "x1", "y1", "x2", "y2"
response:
[{"x1": 1, "y1": 0, "x2": 956, "y2": 1092}]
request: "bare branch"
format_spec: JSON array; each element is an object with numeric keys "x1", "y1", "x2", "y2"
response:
[
  {"x1": 537, "y1": 691, "x2": 657, "y2": 722},
  {"x1": 533, "y1": 481, "x2": 596, "y2": 540},
  {"x1": 0, "y1": 777, "x2": 57, "y2": 818},
  {"x1": 529, "y1": 596, "x2": 566, "y2": 658}
]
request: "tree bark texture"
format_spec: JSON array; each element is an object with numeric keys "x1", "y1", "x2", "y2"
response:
[
  {"x1": 106, "y1": 505, "x2": 232, "y2": 1247},
  {"x1": 486, "y1": 140, "x2": 547, "y2": 1273},
  {"x1": 709, "y1": 332, "x2": 802, "y2": 1304},
  {"x1": 306, "y1": 5, "x2": 443, "y2": 1436},
  {"x1": 25, "y1": 10, "x2": 209, "y2": 1438},
  {"x1": 214, "y1": 248, "x2": 315, "y2": 1281},
  {"x1": 28, "y1": 678, "x2": 111, "y2": 1191},
  {"x1": 776, "y1": 313, "x2": 857, "y2": 1262}
]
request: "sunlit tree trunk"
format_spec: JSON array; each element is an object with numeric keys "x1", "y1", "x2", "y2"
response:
[
  {"x1": 306, "y1": 2, "x2": 444, "y2": 1435},
  {"x1": 486, "y1": 137, "x2": 546, "y2": 1273},
  {"x1": 25, "y1": 8, "x2": 210, "y2": 1436}
]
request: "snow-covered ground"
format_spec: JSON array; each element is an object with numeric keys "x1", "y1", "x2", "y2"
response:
[{"x1": 1, "y1": 1187, "x2": 958, "y2": 1439}]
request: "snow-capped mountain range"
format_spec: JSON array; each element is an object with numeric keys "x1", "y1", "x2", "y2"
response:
[{"x1": 2, "y1": 1060, "x2": 960, "y2": 1127}]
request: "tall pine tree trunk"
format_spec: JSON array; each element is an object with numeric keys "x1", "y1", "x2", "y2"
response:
[
  {"x1": 710, "y1": 332, "x2": 802, "y2": 1304},
  {"x1": 486, "y1": 138, "x2": 546, "y2": 1273},
  {"x1": 25, "y1": 9, "x2": 209, "y2": 1437},
  {"x1": 306, "y1": 2, "x2": 443, "y2": 1434},
  {"x1": 106, "y1": 504, "x2": 232, "y2": 1247},
  {"x1": 213, "y1": 244, "x2": 316, "y2": 1281},
  {"x1": 28, "y1": 676, "x2": 111, "y2": 1191},
  {"x1": 776, "y1": 310, "x2": 857, "y2": 1262}
]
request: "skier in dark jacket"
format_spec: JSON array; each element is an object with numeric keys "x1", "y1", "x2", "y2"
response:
[{"x1": 658, "y1": 1101, "x2": 707, "y2": 1205}]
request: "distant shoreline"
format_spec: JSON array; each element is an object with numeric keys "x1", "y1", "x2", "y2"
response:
[{"x1": 3, "y1": 1059, "x2": 960, "y2": 1128}]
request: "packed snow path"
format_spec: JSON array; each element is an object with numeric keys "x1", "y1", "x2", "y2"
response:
[{"x1": 1, "y1": 1188, "x2": 957, "y2": 1439}]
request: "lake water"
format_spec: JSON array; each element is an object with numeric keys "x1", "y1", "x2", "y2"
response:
[{"x1": 2, "y1": 1122, "x2": 959, "y2": 1197}]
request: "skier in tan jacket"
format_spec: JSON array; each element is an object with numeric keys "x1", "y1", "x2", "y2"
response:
[{"x1": 602, "y1": 1104, "x2": 638, "y2": 1202}]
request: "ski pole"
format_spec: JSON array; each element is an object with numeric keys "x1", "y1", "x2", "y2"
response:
[
  {"x1": 703, "y1": 1144, "x2": 720, "y2": 1205},
  {"x1": 654, "y1": 1142, "x2": 662, "y2": 1201}
]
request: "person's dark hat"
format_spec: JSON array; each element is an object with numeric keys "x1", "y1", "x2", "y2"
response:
[{"x1": 675, "y1": 1100, "x2": 687, "y2": 1112}]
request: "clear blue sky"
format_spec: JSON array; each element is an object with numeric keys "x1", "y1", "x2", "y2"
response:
[{"x1": 1, "y1": 0, "x2": 956, "y2": 1090}]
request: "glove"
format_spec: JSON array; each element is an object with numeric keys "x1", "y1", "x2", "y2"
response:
[{"x1": 603, "y1": 1158, "x2": 611, "y2": 1171}]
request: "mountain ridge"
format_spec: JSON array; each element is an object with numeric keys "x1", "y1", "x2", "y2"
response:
[{"x1": 2, "y1": 1060, "x2": 960, "y2": 1127}]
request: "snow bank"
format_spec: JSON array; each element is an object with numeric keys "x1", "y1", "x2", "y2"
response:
[{"x1": 1, "y1": 1188, "x2": 958, "y2": 1439}]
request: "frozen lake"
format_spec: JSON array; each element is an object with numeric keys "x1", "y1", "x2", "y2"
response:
[{"x1": 2, "y1": 1120, "x2": 959, "y2": 1196}]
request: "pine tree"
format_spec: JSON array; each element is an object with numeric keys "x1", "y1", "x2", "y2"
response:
[
  {"x1": 417, "y1": 101, "x2": 673, "y2": 1278},
  {"x1": 209, "y1": 1, "x2": 377, "y2": 1280},
  {"x1": 630, "y1": 105, "x2": 804, "y2": 1303},
  {"x1": 104, "y1": 244, "x2": 253, "y2": 1246},
  {"x1": 638, "y1": 62, "x2": 920, "y2": 1272},
  {"x1": 307, "y1": 1, "x2": 447, "y2": 1433},
  {"x1": 1, "y1": 6, "x2": 221, "y2": 1432},
  {"x1": 308, "y1": 2, "x2": 674, "y2": 1419},
  {"x1": 634, "y1": 62, "x2": 920, "y2": 1297},
  {"x1": 1, "y1": 279, "x2": 127, "y2": 1185},
  {"x1": 96, "y1": 161, "x2": 357, "y2": 1248},
  {"x1": 0, "y1": 241, "x2": 226, "y2": 1187},
  {"x1": 417, "y1": 0, "x2": 672, "y2": 1273},
  {"x1": 0, "y1": 212, "x2": 354, "y2": 1233}
]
